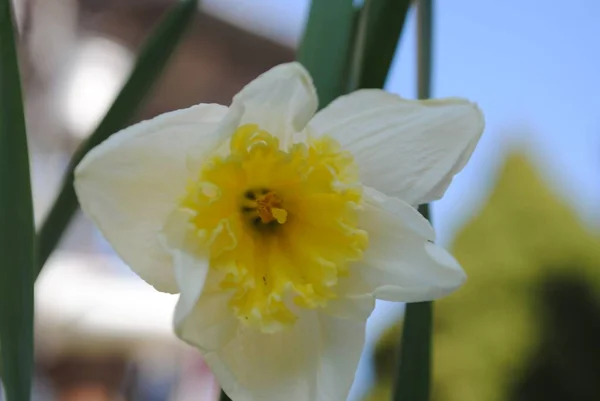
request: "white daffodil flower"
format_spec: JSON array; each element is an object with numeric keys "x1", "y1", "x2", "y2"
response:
[{"x1": 74, "y1": 62, "x2": 484, "y2": 401}]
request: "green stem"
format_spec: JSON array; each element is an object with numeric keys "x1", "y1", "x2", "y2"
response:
[
  {"x1": 219, "y1": 390, "x2": 232, "y2": 401},
  {"x1": 416, "y1": 0, "x2": 433, "y2": 100},
  {"x1": 347, "y1": 2, "x2": 370, "y2": 92},
  {"x1": 0, "y1": 0, "x2": 36, "y2": 399},
  {"x1": 418, "y1": 203, "x2": 431, "y2": 219},
  {"x1": 297, "y1": 0, "x2": 355, "y2": 108},
  {"x1": 357, "y1": 0, "x2": 411, "y2": 89},
  {"x1": 392, "y1": 1, "x2": 434, "y2": 401},
  {"x1": 393, "y1": 301, "x2": 433, "y2": 401}
]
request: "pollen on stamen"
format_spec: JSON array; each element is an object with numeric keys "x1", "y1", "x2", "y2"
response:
[{"x1": 241, "y1": 188, "x2": 288, "y2": 228}]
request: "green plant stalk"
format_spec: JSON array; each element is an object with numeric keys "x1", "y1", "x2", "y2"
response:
[
  {"x1": 358, "y1": 0, "x2": 412, "y2": 89},
  {"x1": 219, "y1": 389, "x2": 232, "y2": 401},
  {"x1": 297, "y1": 0, "x2": 356, "y2": 108},
  {"x1": 347, "y1": 3, "x2": 369, "y2": 92},
  {"x1": 415, "y1": 1, "x2": 432, "y2": 101},
  {"x1": 36, "y1": 0, "x2": 199, "y2": 277},
  {"x1": 393, "y1": 300, "x2": 432, "y2": 401},
  {"x1": 393, "y1": 205, "x2": 432, "y2": 401},
  {"x1": 0, "y1": 1, "x2": 36, "y2": 399},
  {"x1": 393, "y1": 1, "x2": 434, "y2": 400}
]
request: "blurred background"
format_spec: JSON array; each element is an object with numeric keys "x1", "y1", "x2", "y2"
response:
[{"x1": 5, "y1": 0, "x2": 599, "y2": 400}]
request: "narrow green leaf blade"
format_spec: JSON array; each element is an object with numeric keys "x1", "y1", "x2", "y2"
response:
[
  {"x1": 297, "y1": 0, "x2": 355, "y2": 108},
  {"x1": 0, "y1": 1, "x2": 36, "y2": 400},
  {"x1": 219, "y1": 390, "x2": 232, "y2": 401},
  {"x1": 36, "y1": 0, "x2": 199, "y2": 276},
  {"x1": 358, "y1": 0, "x2": 411, "y2": 89},
  {"x1": 394, "y1": 0, "x2": 435, "y2": 398},
  {"x1": 393, "y1": 300, "x2": 433, "y2": 401},
  {"x1": 393, "y1": 205, "x2": 434, "y2": 401}
]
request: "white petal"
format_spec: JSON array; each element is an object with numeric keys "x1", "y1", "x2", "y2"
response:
[
  {"x1": 177, "y1": 307, "x2": 365, "y2": 401},
  {"x1": 325, "y1": 280, "x2": 376, "y2": 321},
  {"x1": 353, "y1": 187, "x2": 466, "y2": 302},
  {"x1": 324, "y1": 294, "x2": 375, "y2": 322},
  {"x1": 74, "y1": 104, "x2": 228, "y2": 293},
  {"x1": 309, "y1": 89, "x2": 484, "y2": 205},
  {"x1": 161, "y1": 208, "x2": 211, "y2": 321},
  {"x1": 222, "y1": 62, "x2": 318, "y2": 147},
  {"x1": 174, "y1": 272, "x2": 238, "y2": 352},
  {"x1": 173, "y1": 259, "x2": 208, "y2": 324}
]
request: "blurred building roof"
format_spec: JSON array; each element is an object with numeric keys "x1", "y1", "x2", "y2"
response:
[
  {"x1": 78, "y1": 0, "x2": 308, "y2": 46},
  {"x1": 200, "y1": 0, "x2": 308, "y2": 47}
]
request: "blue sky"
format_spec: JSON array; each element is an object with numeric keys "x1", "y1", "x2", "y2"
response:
[{"x1": 397, "y1": 0, "x2": 600, "y2": 242}]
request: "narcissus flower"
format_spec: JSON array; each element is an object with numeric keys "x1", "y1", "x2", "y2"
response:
[{"x1": 75, "y1": 63, "x2": 484, "y2": 401}]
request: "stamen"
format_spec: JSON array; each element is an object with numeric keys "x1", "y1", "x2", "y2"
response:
[
  {"x1": 244, "y1": 190, "x2": 256, "y2": 200},
  {"x1": 255, "y1": 191, "x2": 287, "y2": 225},
  {"x1": 271, "y1": 208, "x2": 288, "y2": 224}
]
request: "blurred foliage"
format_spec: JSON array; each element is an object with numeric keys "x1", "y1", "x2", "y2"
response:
[
  {"x1": 364, "y1": 152, "x2": 600, "y2": 401},
  {"x1": 36, "y1": 0, "x2": 199, "y2": 276}
]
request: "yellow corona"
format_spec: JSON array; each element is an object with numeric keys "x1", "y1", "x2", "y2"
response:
[{"x1": 180, "y1": 124, "x2": 368, "y2": 332}]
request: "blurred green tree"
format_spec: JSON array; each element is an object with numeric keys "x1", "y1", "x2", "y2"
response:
[{"x1": 363, "y1": 152, "x2": 600, "y2": 401}]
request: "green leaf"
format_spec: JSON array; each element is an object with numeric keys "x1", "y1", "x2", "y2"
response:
[
  {"x1": 393, "y1": 300, "x2": 433, "y2": 401},
  {"x1": 219, "y1": 390, "x2": 232, "y2": 401},
  {"x1": 0, "y1": 1, "x2": 36, "y2": 400},
  {"x1": 36, "y1": 0, "x2": 199, "y2": 277},
  {"x1": 415, "y1": 0, "x2": 433, "y2": 100},
  {"x1": 393, "y1": 206, "x2": 433, "y2": 401},
  {"x1": 357, "y1": 0, "x2": 411, "y2": 89},
  {"x1": 297, "y1": 0, "x2": 356, "y2": 108},
  {"x1": 393, "y1": 2, "x2": 435, "y2": 397}
]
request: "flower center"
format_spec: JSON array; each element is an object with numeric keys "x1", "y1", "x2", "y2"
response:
[
  {"x1": 180, "y1": 124, "x2": 368, "y2": 333},
  {"x1": 241, "y1": 188, "x2": 288, "y2": 226}
]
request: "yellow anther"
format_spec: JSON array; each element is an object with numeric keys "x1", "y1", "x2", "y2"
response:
[
  {"x1": 256, "y1": 192, "x2": 287, "y2": 224},
  {"x1": 271, "y1": 208, "x2": 288, "y2": 224}
]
